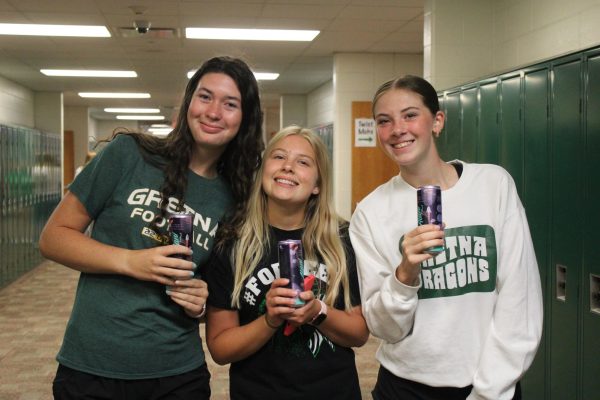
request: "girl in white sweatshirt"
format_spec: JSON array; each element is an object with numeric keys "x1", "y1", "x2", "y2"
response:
[{"x1": 349, "y1": 75, "x2": 543, "y2": 400}]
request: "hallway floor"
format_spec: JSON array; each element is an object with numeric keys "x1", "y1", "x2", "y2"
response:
[{"x1": 0, "y1": 261, "x2": 380, "y2": 399}]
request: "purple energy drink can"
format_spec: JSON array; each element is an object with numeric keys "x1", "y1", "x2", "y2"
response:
[
  {"x1": 417, "y1": 185, "x2": 444, "y2": 254},
  {"x1": 278, "y1": 239, "x2": 305, "y2": 307},
  {"x1": 168, "y1": 212, "x2": 193, "y2": 261}
]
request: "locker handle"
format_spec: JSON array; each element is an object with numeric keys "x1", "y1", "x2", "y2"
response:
[
  {"x1": 556, "y1": 264, "x2": 567, "y2": 302},
  {"x1": 590, "y1": 274, "x2": 600, "y2": 315}
]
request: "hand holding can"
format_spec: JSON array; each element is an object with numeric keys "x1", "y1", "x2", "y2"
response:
[
  {"x1": 417, "y1": 185, "x2": 444, "y2": 254},
  {"x1": 167, "y1": 212, "x2": 193, "y2": 261},
  {"x1": 278, "y1": 240, "x2": 305, "y2": 308}
]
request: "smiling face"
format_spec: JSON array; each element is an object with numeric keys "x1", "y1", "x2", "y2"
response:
[
  {"x1": 373, "y1": 88, "x2": 444, "y2": 168},
  {"x1": 262, "y1": 134, "x2": 320, "y2": 209},
  {"x1": 186, "y1": 72, "x2": 243, "y2": 155}
]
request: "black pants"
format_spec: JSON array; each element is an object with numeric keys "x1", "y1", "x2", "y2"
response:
[
  {"x1": 372, "y1": 366, "x2": 522, "y2": 400},
  {"x1": 52, "y1": 363, "x2": 211, "y2": 400}
]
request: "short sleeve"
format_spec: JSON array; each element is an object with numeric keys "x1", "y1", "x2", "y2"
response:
[
  {"x1": 341, "y1": 226, "x2": 361, "y2": 307},
  {"x1": 203, "y1": 246, "x2": 237, "y2": 310},
  {"x1": 69, "y1": 135, "x2": 139, "y2": 219}
]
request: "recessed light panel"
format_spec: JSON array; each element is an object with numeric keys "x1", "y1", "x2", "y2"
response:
[
  {"x1": 0, "y1": 23, "x2": 110, "y2": 37},
  {"x1": 186, "y1": 28, "x2": 319, "y2": 41},
  {"x1": 187, "y1": 70, "x2": 279, "y2": 80},
  {"x1": 104, "y1": 108, "x2": 160, "y2": 113},
  {"x1": 79, "y1": 93, "x2": 150, "y2": 98},
  {"x1": 42, "y1": 69, "x2": 137, "y2": 78},
  {"x1": 117, "y1": 115, "x2": 165, "y2": 120}
]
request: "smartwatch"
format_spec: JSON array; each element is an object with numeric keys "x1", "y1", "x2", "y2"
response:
[{"x1": 310, "y1": 300, "x2": 328, "y2": 326}]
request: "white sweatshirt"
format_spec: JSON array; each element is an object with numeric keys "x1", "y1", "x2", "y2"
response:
[{"x1": 349, "y1": 161, "x2": 543, "y2": 400}]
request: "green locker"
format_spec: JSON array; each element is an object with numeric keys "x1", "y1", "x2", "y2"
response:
[
  {"x1": 549, "y1": 58, "x2": 582, "y2": 400},
  {"x1": 499, "y1": 75, "x2": 523, "y2": 195},
  {"x1": 7, "y1": 126, "x2": 17, "y2": 283},
  {"x1": 460, "y1": 87, "x2": 478, "y2": 162},
  {"x1": 0, "y1": 125, "x2": 6, "y2": 287},
  {"x1": 582, "y1": 52, "x2": 600, "y2": 400},
  {"x1": 444, "y1": 91, "x2": 461, "y2": 160},
  {"x1": 478, "y1": 81, "x2": 499, "y2": 164},
  {"x1": 520, "y1": 67, "x2": 550, "y2": 399},
  {"x1": 438, "y1": 45, "x2": 600, "y2": 400}
]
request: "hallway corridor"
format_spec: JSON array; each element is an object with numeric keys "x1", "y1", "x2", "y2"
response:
[{"x1": 0, "y1": 261, "x2": 380, "y2": 399}]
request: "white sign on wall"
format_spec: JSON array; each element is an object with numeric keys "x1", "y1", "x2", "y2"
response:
[{"x1": 354, "y1": 118, "x2": 376, "y2": 147}]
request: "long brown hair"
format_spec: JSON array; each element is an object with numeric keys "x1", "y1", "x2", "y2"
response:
[{"x1": 107, "y1": 56, "x2": 264, "y2": 235}]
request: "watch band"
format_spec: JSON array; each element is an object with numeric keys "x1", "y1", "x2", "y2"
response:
[{"x1": 310, "y1": 300, "x2": 328, "y2": 326}]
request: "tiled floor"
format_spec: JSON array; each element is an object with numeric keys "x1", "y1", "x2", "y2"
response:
[{"x1": 0, "y1": 261, "x2": 380, "y2": 399}]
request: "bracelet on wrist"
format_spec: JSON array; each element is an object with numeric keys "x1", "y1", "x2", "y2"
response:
[
  {"x1": 264, "y1": 314, "x2": 281, "y2": 330},
  {"x1": 190, "y1": 303, "x2": 206, "y2": 319}
]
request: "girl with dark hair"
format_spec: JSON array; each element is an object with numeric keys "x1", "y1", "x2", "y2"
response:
[
  {"x1": 350, "y1": 75, "x2": 543, "y2": 400},
  {"x1": 40, "y1": 56, "x2": 264, "y2": 399},
  {"x1": 203, "y1": 126, "x2": 369, "y2": 400}
]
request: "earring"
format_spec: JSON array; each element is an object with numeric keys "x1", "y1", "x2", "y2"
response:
[{"x1": 433, "y1": 131, "x2": 439, "y2": 138}]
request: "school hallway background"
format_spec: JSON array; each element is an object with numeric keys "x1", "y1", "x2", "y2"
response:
[{"x1": 0, "y1": 260, "x2": 380, "y2": 399}]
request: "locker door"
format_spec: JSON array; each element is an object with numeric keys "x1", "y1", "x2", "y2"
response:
[
  {"x1": 520, "y1": 68, "x2": 550, "y2": 399},
  {"x1": 499, "y1": 75, "x2": 523, "y2": 195},
  {"x1": 7, "y1": 127, "x2": 16, "y2": 283},
  {"x1": 582, "y1": 53, "x2": 600, "y2": 400},
  {"x1": 0, "y1": 125, "x2": 6, "y2": 287},
  {"x1": 444, "y1": 91, "x2": 461, "y2": 160},
  {"x1": 549, "y1": 59, "x2": 582, "y2": 400},
  {"x1": 460, "y1": 87, "x2": 478, "y2": 162},
  {"x1": 16, "y1": 128, "x2": 25, "y2": 278},
  {"x1": 479, "y1": 81, "x2": 499, "y2": 164}
]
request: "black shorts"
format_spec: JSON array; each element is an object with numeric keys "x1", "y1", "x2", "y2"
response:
[
  {"x1": 52, "y1": 363, "x2": 211, "y2": 400},
  {"x1": 372, "y1": 366, "x2": 522, "y2": 400}
]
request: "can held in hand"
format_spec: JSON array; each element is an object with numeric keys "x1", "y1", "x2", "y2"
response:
[
  {"x1": 417, "y1": 185, "x2": 444, "y2": 254},
  {"x1": 167, "y1": 212, "x2": 193, "y2": 261},
  {"x1": 278, "y1": 239, "x2": 305, "y2": 308}
]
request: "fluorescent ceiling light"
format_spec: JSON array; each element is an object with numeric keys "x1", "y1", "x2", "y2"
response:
[
  {"x1": 148, "y1": 127, "x2": 172, "y2": 135},
  {"x1": 187, "y1": 70, "x2": 279, "y2": 80},
  {"x1": 150, "y1": 124, "x2": 171, "y2": 128},
  {"x1": 254, "y1": 72, "x2": 279, "y2": 80},
  {"x1": 79, "y1": 92, "x2": 150, "y2": 99},
  {"x1": 104, "y1": 108, "x2": 160, "y2": 113},
  {"x1": 186, "y1": 28, "x2": 319, "y2": 41},
  {"x1": 0, "y1": 23, "x2": 110, "y2": 37},
  {"x1": 117, "y1": 115, "x2": 165, "y2": 120},
  {"x1": 42, "y1": 69, "x2": 136, "y2": 78}
]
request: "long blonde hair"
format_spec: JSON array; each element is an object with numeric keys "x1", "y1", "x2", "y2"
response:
[{"x1": 230, "y1": 126, "x2": 351, "y2": 310}]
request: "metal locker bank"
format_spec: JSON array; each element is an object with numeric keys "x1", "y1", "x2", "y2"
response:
[
  {"x1": 438, "y1": 45, "x2": 600, "y2": 400},
  {"x1": 0, "y1": 124, "x2": 61, "y2": 288}
]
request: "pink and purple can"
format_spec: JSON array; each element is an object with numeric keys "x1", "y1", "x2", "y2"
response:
[
  {"x1": 278, "y1": 239, "x2": 305, "y2": 307},
  {"x1": 168, "y1": 212, "x2": 193, "y2": 261},
  {"x1": 417, "y1": 185, "x2": 444, "y2": 254}
]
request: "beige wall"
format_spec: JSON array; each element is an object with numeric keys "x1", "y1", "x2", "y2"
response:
[
  {"x1": 0, "y1": 75, "x2": 34, "y2": 127},
  {"x1": 425, "y1": 0, "x2": 600, "y2": 89},
  {"x1": 280, "y1": 94, "x2": 307, "y2": 128},
  {"x1": 92, "y1": 119, "x2": 138, "y2": 143},
  {"x1": 263, "y1": 106, "x2": 280, "y2": 139},
  {"x1": 307, "y1": 80, "x2": 334, "y2": 128},
  {"x1": 492, "y1": 0, "x2": 600, "y2": 72}
]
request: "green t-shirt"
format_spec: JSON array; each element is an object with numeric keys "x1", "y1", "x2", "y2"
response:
[{"x1": 58, "y1": 134, "x2": 233, "y2": 379}]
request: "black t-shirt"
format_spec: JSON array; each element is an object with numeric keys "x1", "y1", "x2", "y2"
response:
[{"x1": 204, "y1": 225, "x2": 362, "y2": 400}]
